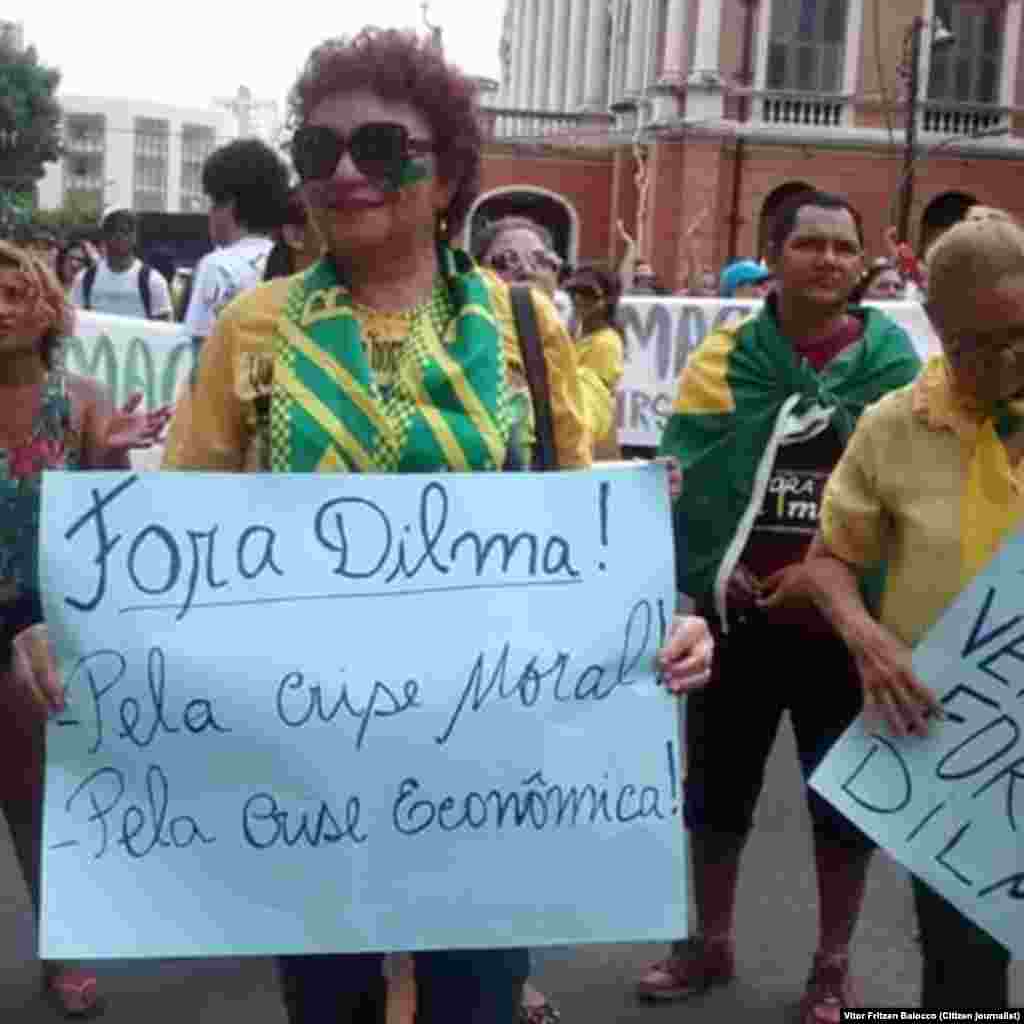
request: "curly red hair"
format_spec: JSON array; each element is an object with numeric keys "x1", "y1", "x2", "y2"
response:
[
  {"x1": 0, "y1": 241, "x2": 74, "y2": 368},
  {"x1": 287, "y1": 27, "x2": 482, "y2": 242}
]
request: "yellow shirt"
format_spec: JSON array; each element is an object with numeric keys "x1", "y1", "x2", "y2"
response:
[
  {"x1": 821, "y1": 356, "x2": 1024, "y2": 646},
  {"x1": 576, "y1": 325, "x2": 624, "y2": 448},
  {"x1": 163, "y1": 272, "x2": 591, "y2": 472}
]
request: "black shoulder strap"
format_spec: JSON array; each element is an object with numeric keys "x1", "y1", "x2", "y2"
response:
[
  {"x1": 509, "y1": 285, "x2": 558, "y2": 472},
  {"x1": 138, "y1": 263, "x2": 153, "y2": 319},
  {"x1": 82, "y1": 264, "x2": 97, "y2": 310}
]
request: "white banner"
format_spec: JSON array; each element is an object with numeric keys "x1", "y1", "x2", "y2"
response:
[
  {"x1": 65, "y1": 311, "x2": 194, "y2": 413},
  {"x1": 615, "y1": 299, "x2": 940, "y2": 448},
  {"x1": 65, "y1": 303, "x2": 942, "y2": 455}
]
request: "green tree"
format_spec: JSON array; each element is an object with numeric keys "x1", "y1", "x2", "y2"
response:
[
  {"x1": 0, "y1": 38, "x2": 62, "y2": 213},
  {"x1": 32, "y1": 192, "x2": 102, "y2": 236}
]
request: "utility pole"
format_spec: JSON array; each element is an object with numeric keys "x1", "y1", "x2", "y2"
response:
[
  {"x1": 895, "y1": 16, "x2": 954, "y2": 245},
  {"x1": 896, "y1": 18, "x2": 924, "y2": 246}
]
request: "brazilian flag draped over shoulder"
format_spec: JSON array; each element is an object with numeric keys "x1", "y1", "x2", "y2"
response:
[{"x1": 658, "y1": 300, "x2": 921, "y2": 605}]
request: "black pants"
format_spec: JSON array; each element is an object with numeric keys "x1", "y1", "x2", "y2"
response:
[
  {"x1": 683, "y1": 615, "x2": 872, "y2": 847},
  {"x1": 278, "y1": 947, "x2": 530, "y2": 1024},
  {"x1": 912, "y1": 877, "x2": 1010, "y2": 1008}
]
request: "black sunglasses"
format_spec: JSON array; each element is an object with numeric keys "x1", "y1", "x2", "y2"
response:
[
  {"x1": 290, "y1": 122, "x2": 435, "y2": 183},
  {"x1": 489, "y1": 249, "x2": 560, "y2": 275}
]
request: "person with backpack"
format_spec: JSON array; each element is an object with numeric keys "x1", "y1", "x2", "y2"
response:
[{"x1": 70, "y1": 208, "x2": 173, "y2": 321}]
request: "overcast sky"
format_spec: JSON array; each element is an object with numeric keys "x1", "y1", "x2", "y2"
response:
[{"x1": 6, "y1": 1, "x2": 505, "y2": 112}]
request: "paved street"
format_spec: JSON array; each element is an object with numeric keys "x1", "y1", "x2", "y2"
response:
[{"x1": 1, "y1": 720, "x2": 1019, "y2": 1021}]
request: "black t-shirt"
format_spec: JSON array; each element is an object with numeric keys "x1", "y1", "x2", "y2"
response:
[{"x1": 742, "y1": 424, "x2": 843, "y2": 584}]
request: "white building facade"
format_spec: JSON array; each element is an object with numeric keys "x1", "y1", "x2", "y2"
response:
[
  {"x1": 494, "y1": 0, "x2": 692, "y2": 116},
  {"x1": 494, "y1": 0, "x2": 1024, "y2": 140},
  {"x1": 37, "y1": 97, "x2": 235, "y2": 214}
]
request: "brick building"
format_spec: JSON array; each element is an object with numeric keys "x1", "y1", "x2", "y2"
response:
[{"x1": 467, "y1": 0, "x2": 1024, "y2": 289}]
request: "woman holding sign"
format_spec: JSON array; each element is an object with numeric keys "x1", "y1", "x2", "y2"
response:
[
  {"x1": 770, "y1": 209, "x2": 1023, "y2": 1007},
  {"x1": 74, "y1": 28, "x2": 712, "y2": 1024},
  {"x1": 0, "y1": 241, "x2": 170, "y2": 1017}
]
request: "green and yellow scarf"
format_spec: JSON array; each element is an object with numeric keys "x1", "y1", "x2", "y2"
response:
[
  {"x1": 659, "y1": 301, "x2": 922, "y2": 613},
  {"x1": 270, "y1": 246, "x2": 511, "y2": 473}
]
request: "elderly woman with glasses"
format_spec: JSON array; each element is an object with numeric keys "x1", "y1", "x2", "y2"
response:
[
  {"x1": 765, "y1": 207, "x2": 1024, "y2": 1009},
  {"x1": 474, "y1": 216, "x2": 575, "y2": 326},
  {"x1": 30, "y1": 28, "x2": 718, "y2": 1024}
]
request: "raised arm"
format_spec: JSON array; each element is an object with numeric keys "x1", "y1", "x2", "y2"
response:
[
  {"x1": 683, "y1": 208, "x2": 710, "y2": 294},
  {"x1": 617, "y1": 219, "x2": 638, "y2": 294}
]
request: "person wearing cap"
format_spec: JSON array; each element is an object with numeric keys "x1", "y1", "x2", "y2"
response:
[
  {"x1": 719, "y1": 259, "x2": 774, "y2": 300},
  {"x1": 70, "y1": 209, "x2": 173, "y2": 321}
]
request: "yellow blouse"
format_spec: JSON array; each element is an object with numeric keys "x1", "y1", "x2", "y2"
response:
[
  {"x1": 576, "y1": 325, "x2": 624, "y2": 447},
  {"x1": 821, "y1": 356, "x2": 1024, "y2": 646},
  {"x1": 163, "y1": 272, "x2": 592, "y2": 473}
]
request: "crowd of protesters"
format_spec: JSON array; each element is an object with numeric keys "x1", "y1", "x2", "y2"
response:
[{"x1": 0, "y1": 22, "x2": 1018, "y2": 1024}]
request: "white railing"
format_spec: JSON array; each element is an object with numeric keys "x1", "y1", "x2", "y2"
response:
[
  {"x1": 920, "y1": 102, "x2": 1010, "y2": 137},
  {"x1": 479, "y1": 107, "x2": 616, "y2": 143},
  {"x1": 757, "y1": 91, "x2": 847, "y2": 128}
]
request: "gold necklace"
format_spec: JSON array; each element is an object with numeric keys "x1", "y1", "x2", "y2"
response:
[{"x1": 351, "y1": 298, "x2": 431, "y2": 347}]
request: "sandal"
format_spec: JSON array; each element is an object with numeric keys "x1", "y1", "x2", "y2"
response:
[
  {"x1": 42, "y1": 967, "x2": 105, "y2": 1019},
  {"x1": 635, "y1": 937, "x2": 736, "y2": 1002},
  {"x1": 800, "y1": 952, "x2": 854, "y2": 1024}
]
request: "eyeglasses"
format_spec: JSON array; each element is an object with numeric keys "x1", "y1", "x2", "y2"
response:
[
  {"x1": 290, "y1": 122, "x2": 435, "y2": 183},
  {"x1": 488, "y1": 248, "x2": 560, "y2": 276}
]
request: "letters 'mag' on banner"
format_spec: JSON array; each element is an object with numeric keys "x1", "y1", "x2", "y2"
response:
[
  {"x1": 811, "y1": 526, "x2": 1024, "y2": 956},
  {"x1": 615, "y1": 299, "x2": 940, "y2": 448},
  {"x1": 64, "y1": 303, "x2": 940, "y2": 452},
  {"x1": 39, "y1": 465, "x2": 685, "y2": 960}
]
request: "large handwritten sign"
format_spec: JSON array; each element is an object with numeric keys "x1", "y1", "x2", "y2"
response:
[
  {"x1": 38, "y1": 465, "x2": 686, "y2": 959},
  {"x1": 615, "y1": 299, "x2": 940, "y2": 447},
  {"x1": 810, "y1": 528, "x2": 1024, "y2": 955}
]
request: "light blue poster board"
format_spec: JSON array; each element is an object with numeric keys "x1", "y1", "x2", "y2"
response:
[
  {"x1": 811, "y1": 527, "x2": 1024, "y2": 956},
  {"x1": 38, "y1": 465, "x2": 687, "y2": 960}
]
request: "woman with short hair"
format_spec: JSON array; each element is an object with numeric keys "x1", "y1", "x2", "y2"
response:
[
  {"x1": 475, "y1": 216, "x2": 574, "y2": 326},
  {"x1": 150, "y1": 28, "x2": 709, "y2": 1024},
  {"x1": 774, "y1": 209, "x2": 1024, "y2": 1008}
]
